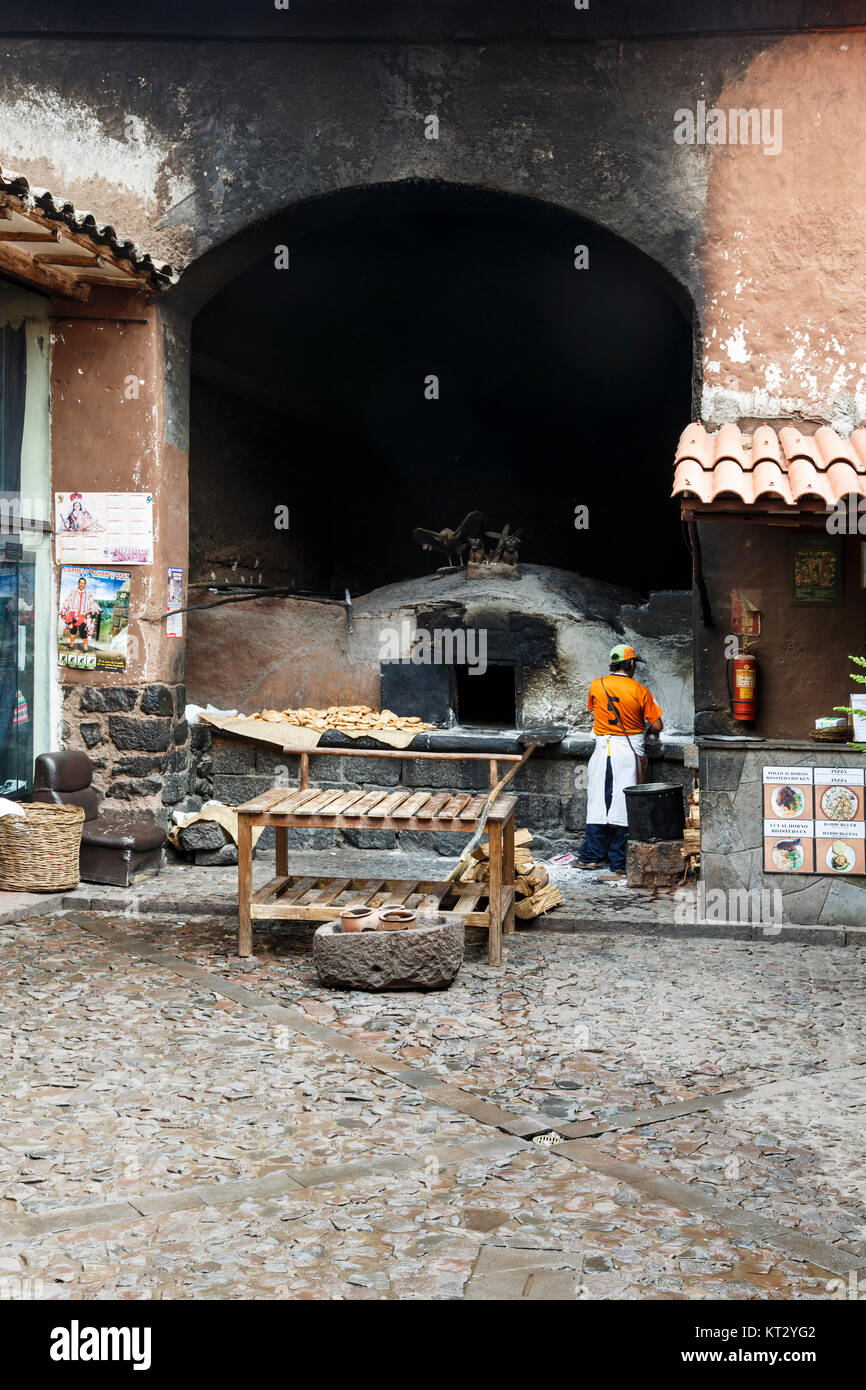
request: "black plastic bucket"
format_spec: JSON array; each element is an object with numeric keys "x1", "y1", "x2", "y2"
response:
[{"x1": 624, "y1": 783, "x2": 685, "y2": 843}]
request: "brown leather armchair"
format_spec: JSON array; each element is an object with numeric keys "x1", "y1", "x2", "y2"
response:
[{"x1": 32, "y1": 751, "x2": 166, "y2": 888}]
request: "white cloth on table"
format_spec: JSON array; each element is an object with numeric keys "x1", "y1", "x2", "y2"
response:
[{"x1": 586, "y1": 732, "x2": 645, "y2": 827}]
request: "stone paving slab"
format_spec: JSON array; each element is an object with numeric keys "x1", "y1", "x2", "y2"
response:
[
  {"x1": 463, "y1": 1243, "x2": 587, "y2": 1300},
  {"x1": 40, "y1": 855, "x2": 866, "y2": 945},
  {"x1": 0, "y1": 888, "x2": 68, "y2": 924},
  {"x1": 57, "y1": 853, "x2": 682, "y2": 930},
  {"x1": 124, "y1": 912, "x2": 866, "y2": 1124},
  {"x1": 1, "y1": 907, "x2": 863, "y2": 1298},
  {"x1": 0, "y1": 918, "x2": 495, "y2": 1221},
  {"x1": 587, "y1": 1068, "x2": 866, "y2": 1262},
  {"x1": 0, "y1": 1146, "x2": 835, "y2": 1300}
]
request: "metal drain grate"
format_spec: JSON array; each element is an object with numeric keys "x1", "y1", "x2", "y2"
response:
[{"x1": 531, "y1": 1132, "x2": 564, "y2": 1147}]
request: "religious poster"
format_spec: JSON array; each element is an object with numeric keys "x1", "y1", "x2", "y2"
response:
[
  {"x1": 792, "y1": 535, "x2": 842, "y2": 605},
  {"x1": 763, "y1": 765, "x2": 866, "y2": 875},
  {"x1": 58, "y1": 566, "x2": 131, "y2": 672},
  {"x1": 54, "y1": 492, "x2": 154, "y2": 566},
  {"x1": 166, "y1": 566, "x2": 183, "y2": 638}
]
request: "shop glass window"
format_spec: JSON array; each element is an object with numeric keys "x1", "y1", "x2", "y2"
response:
[{"x1": 0, "y1": 281, "x2": 51, "y2": 799}]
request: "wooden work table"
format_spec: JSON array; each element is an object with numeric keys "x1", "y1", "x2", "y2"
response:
[{"x1": 235, "y1": 747, "x2": 520, "y2": 965}]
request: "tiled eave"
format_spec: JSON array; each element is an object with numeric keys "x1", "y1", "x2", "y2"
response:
[
  {"x1": 678, "y1": 495, "x2": 832, "y2": 527},
  {"x1": 0, "y1": 167, "x2": 176, "y2": 302},
  {"x1": 672, "y1": 422, "x2": 866, "y2": 519}
]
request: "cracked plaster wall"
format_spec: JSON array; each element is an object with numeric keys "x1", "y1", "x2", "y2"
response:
[{"x1": 1, "y1": 33, "x2": 861, "y2": 433}]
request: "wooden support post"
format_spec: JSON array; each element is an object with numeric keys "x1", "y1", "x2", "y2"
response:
[
  {"x1": 488, "y1": 819, "x2": 503, "y2": 967},
  {"x1": 275, "y1": 825, "x2": 288, "y2": 878},
  {"x1": 489, "y1": 759, "x2": 498, "y2": 790},
  {"x1": 503, "y1": 810, "x2": 515, "y2": 935},
  {"x1": 300, "y1": 752, "x2": 309, "y2": 790},
  {"x1": 237, "y1": 813, "x2": 253, "y2": 957}
]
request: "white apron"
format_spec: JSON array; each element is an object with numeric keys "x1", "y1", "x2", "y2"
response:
[{"x1": 586, "y1": 732, "x2": 645, "y2": 827}]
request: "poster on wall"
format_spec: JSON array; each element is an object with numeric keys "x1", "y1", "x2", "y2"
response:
[
  {"x1": 762, "y1": 765, "x2": 866, "y2": 875},
  {"x1": 792, "y1": 535, "x2": 842, "y2": 605},
  {"x1": 166, "y1": 566, "x2": 183, "y2": 638},
  {"x1": 54, "y1": 492, "x2": 154, "y2": 566},
  {"x1": 58, "y1": 566, "x2": 131, "y2": 672},
  {"x1": 761, "y1": 767, "x2": 814, "y2": 875},
  {"x1": 851, "y1": 694, "x2": 866, "y2": 744}
]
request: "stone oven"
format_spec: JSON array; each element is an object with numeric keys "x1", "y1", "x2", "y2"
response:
[{"x1": 186, "y1": 563, "x2": 694, "y2": 860}]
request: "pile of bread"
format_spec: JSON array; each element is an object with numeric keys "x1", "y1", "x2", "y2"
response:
[
  {"x1": 458, "y1": 827, "x2": 562, "y2": 919},
  {"x1": 248, "y1": 705, "x2": 434, "y2": 734}
]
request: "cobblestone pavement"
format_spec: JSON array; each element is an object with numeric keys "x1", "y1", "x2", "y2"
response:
[
  {"x1": 43, "y1": 851, "x2": 683, "y2": 928},
  {"x1": 1, "y1": 907, "x2": 864, "y2": 1300}
]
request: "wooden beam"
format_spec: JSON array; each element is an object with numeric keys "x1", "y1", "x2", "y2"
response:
[
  {"x1": 74, "y1": 275, "x2": 139, "y2": 290},
  {"x1": 0, "y1": 230, "x2": 60, "y2": 244},
  {"x1": 281, "y1": 745, "x2": 523, "y2": 763},
  {"x1": 680, "y1": 506, "x2": 829, "y2": 528},
  {"x1": 0, "y1": 241, "x2": 90, "y2": 301},
  {"x1": 33, "y1": 253, "x2": 100, "y2": 268},
  {"x1": 0, "y1": 191, "x2": 158, "y2": 286}
]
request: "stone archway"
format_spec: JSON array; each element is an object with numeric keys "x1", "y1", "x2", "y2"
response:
[
  {"x1": 174, "y1": 177, "x2": 695, "y2": 723},
  {"x1": 181, "y1": 179, "x2": 694, "y2": 591}
]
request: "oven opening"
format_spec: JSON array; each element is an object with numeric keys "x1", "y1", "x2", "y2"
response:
[{"x1": 454, "y1": 663, "x2": 517, "y2": 728}]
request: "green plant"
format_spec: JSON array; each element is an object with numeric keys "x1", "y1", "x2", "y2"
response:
[{"x1": 834, "y1": 656, "x2": 866, "y2": 754}]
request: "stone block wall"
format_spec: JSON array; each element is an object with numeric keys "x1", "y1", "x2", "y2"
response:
[
  {"x1": 190, "y1": 730, "x2": 692, "y2": 859},
  {"x1": 61, "y1": 683, "x2": 192, "y2": 827},
  {"x1": 699, "y1": 742, "x2": 866, "y2": 927}
]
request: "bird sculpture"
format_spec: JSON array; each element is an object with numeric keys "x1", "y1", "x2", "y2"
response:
[{"x1": 412, "y1": 510, "x2": 489, "y2": 567}]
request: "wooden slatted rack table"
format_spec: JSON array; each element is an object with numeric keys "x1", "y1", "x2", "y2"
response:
[{"x1": 236, "y1": 747, "x2": 520, "y2": 966}]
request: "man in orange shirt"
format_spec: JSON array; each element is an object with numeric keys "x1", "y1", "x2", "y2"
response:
[{"x1": 577, "y1": 643, "x2": 663, "y2": 880}]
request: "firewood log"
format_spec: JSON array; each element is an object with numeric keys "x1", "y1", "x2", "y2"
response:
[
  {"x1": 514, "y1": 883, "x2": 562, "y2": 919},
  {"x1": 472, "y1": 827, "x2": 533, "y2": 860}
]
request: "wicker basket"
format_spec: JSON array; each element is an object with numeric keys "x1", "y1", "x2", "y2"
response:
[{"x1": 0, "y1": 803, "x2": 84, "y2": 892}]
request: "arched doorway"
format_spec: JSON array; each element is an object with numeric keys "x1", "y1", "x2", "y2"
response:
[{"x1": 185, "y1": 180, "x2": 693, "y2": 599}]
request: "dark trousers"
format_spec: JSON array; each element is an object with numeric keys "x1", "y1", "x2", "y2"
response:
[
  {"x1": 580, "y1": 822, "x2": 628, "y2": 871},
  {"x1": 578, "y1": 746, "x2": 628, "y2": 870}
]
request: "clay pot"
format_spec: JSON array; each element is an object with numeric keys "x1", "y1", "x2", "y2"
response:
[
  {"x1": 340, "y1": 906, "x2": 378, "y2": 933},
  {"x1": 378, "y1": 906, "x2": 417, "y2": 931}
]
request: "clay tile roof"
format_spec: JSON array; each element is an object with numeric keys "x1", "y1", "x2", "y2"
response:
[
  {"x1": 0, "y1": 164, "x2": 176, "y2": 292},
  {"x1": 672, "y1": 422, "x2": 866, "y2": 511}
]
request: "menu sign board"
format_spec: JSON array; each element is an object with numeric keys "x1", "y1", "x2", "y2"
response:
[{"x1": 763, "y1": 766, "x2": 865, "y2": 875}]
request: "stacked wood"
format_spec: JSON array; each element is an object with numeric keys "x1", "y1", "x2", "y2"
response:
[
  {"x1": 514, "y1": 883, "x2": 562, "y2": 920},
  {"x1": 515, "y1": 862, "x2": 549, "y2": 897},
  {"x1": 248, "y1": 705, "x2": 434, "y2": 734},
  {"x1": 458, "y1": 828, "x2": 562, "y2": 919},
  {"x1": 681, "y1": 785, "x2": 700, "y2": 875}
]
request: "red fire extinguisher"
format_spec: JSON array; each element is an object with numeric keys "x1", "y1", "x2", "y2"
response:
[{"x1": 732, "y1": 652, "x2": 758, "y2": 721}]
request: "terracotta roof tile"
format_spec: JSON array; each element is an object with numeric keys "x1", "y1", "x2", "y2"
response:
[
  {"x1": 672, "y1": 422, "x2": 866, "y2": 510},
  {"x1": 0, "y1": 164, "x2": 176, "y2": 287}
]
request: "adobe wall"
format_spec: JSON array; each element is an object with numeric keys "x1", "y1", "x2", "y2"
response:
[
  {"x1": 3, "y1": 21, "x2": 864, "y2": 816},
  {"x1": 50, "y1": 289, "x2": 190, "y2": 824},
  {"x1": 699, "y1": 37, "x2": 866, "y2": 431},
  {"x1": 1, "y1": 30, "x2": 862, "y2": 438},
  {"x1": 693, "y1": 522, "x2": 865, "y2": 740}
]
